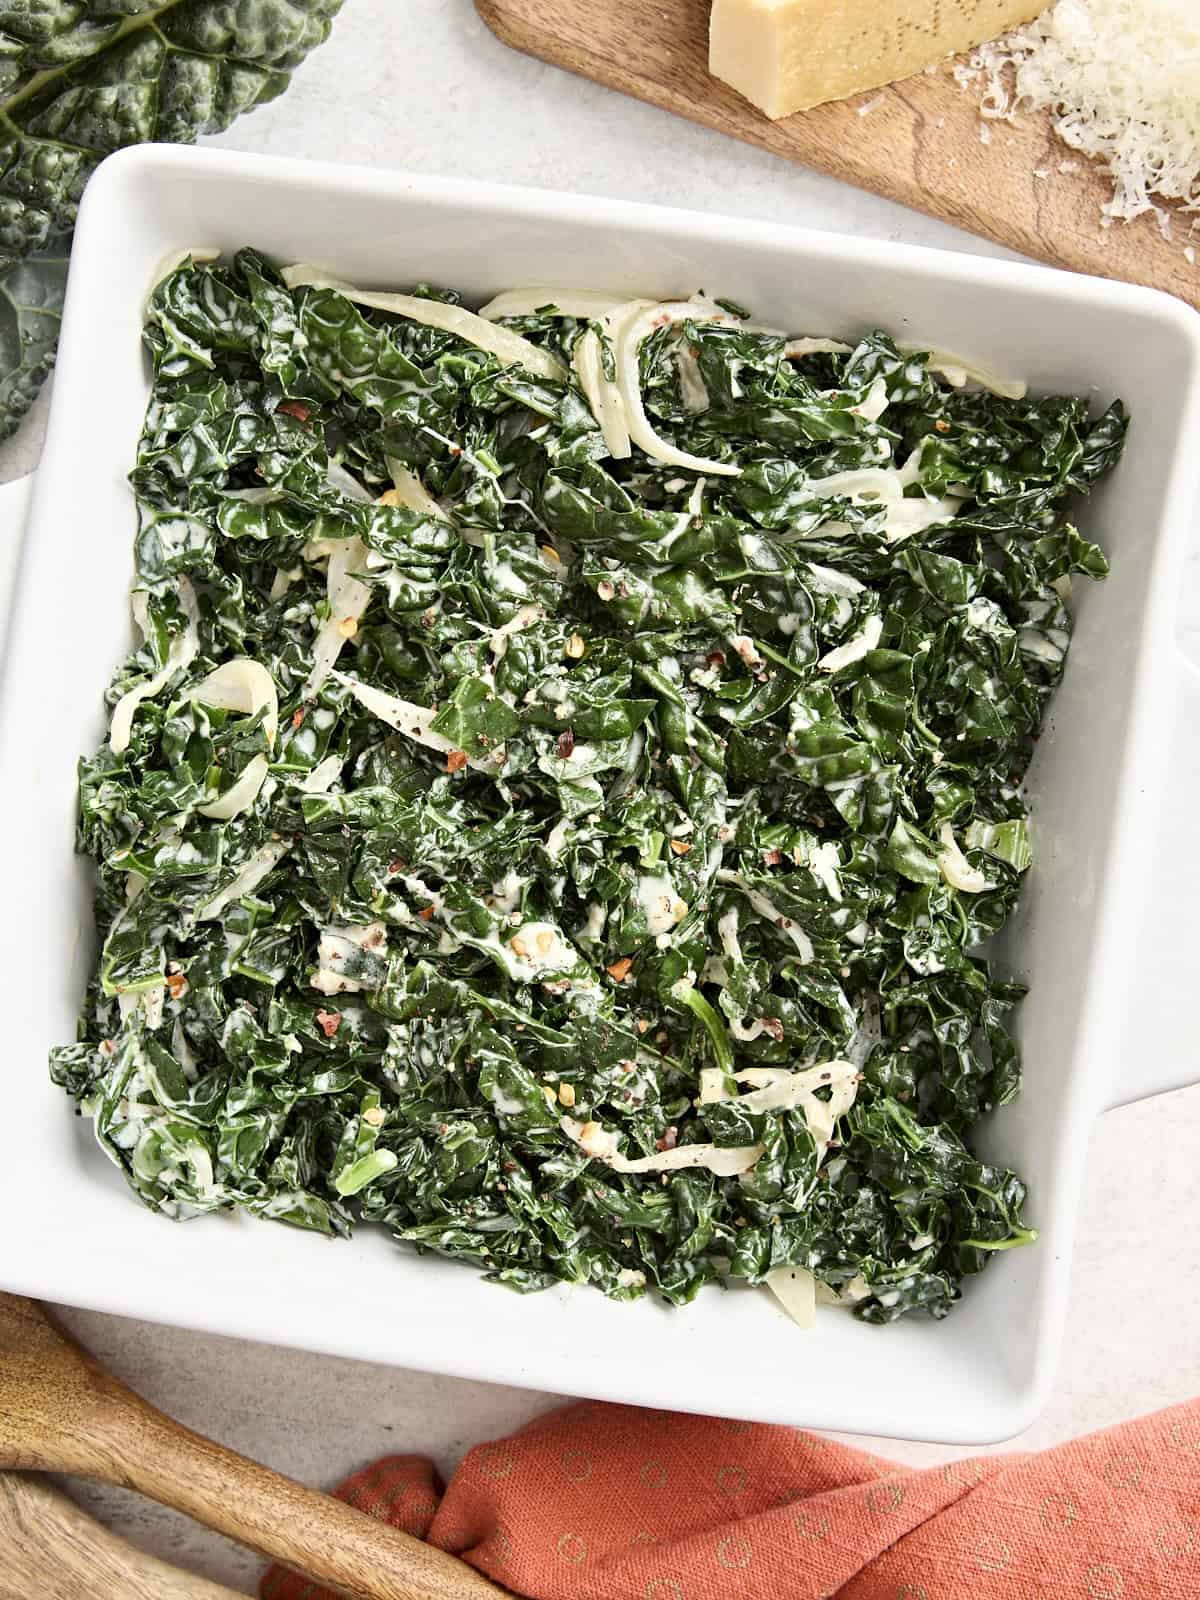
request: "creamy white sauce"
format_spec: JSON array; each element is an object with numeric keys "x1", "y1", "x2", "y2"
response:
[
  {"x1": 312, "y1": 922, "x2": 388, "y2": 996},
  {"x1": 486, "y1": 1081, "x2": 528, "y2": 1117},
  {"x1": 805, "y1": 841, "x2": 843, "y2": 902},
  {"x1": 637, "y1": 873, "x2": 680, "y2": 939},
  {"x1": 508, "y1": 921, "x2": 578, "y2": 975},
  {"x1": 491, "y1": 559, "x2": 530, "y2": 598},
  {"x1": 488, "y1": 871, "x2": 525, "y2": 915},
  {"x1": 489, "y1": 603, "x2": 542, "y2": 662},
  {"x1": 540, "y1": 818, "x2": 572, "y2": 865}
]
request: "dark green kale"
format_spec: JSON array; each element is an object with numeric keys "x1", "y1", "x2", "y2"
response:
[
  {"x1": 0, "y1": 0, "x2": 344, "y2": 438},
  {"x1": 49, "y1": 252, "x2": 1126, "y2": 1324}
]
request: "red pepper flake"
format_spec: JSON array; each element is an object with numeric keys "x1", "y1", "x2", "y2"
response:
[
  {"x1": 315, "y1": 1010, "x2": 342, "y2": 1038},
  {"x1": 556, "y1": 728, "x2": 576, "y2": 759},
  {"x1": 606, "y1": 956, "x2": 633, "y2": 983},
  {"x1": 705, "y1": 651, "x2": 726, "y2": 669},
  {"x1": 291, "y1": 707, "x2": 307, "y2": 729},
  {"x1": 276, "y1": 399, "x2": 312, "y2": 424},
  {"x1": 446, "y1": 749, "x2": 469, "y2": 773},
  {"x1": 762, "y1": 848, "x2": 783, "y2": 867},
  {"x1": 655, "y1": 1125, "x2": 679, "y2": 1153},
  {"x1": 417, "y1": 905, "x2": 436, "y2": 921},
  {"x1": 761, "y1": 1017, "x2": 784, "y2": 1042},
  {"x1": 165, "y1": 972, "x2": 188, "y2": 999},
  {"x1": 668, "y1": 839, "x2": 691, "y2": 857},
  {"x1": 934, "y1": 418, "x2": 950, "y2": 433}
]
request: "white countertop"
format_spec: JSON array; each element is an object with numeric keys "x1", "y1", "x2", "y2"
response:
[{"x1": 15, "y1": 1, "x2": 1200, "y2": 1589}]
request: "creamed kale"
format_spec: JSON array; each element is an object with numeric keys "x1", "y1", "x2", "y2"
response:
[{"x1": 49, "y1": 251, "x2": 1126, "y2": 1324}]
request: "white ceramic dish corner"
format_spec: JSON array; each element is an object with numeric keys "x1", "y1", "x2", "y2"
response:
[{"x1": 2, "y1": 145, "x2": 1200, "y2": 1445}]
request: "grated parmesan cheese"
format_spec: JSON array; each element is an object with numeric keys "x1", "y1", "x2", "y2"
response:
[{"x1": 959, "y1": 0, "x2": 1200, "y2": 239}]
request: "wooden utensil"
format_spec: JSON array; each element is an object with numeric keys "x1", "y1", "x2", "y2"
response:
[
  {"x1": 475, "y1": 0, "x2": 1199, "y2": 311},
  {"x1": 0, "y1": 1472, "x2": 249, "y2": 1600},
  {"x1": 0, "y1": 1294, "x2": 507, "y2": 1600}
]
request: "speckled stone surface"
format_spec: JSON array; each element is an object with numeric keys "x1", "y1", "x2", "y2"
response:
[{"x1": 8, "y1": 2, "x2": 1199, "y2": 1590}]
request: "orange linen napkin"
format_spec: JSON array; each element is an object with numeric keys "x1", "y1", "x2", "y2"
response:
[{"x1": 260, "y1": 1399, "x2": 1200, "y2": 1599}]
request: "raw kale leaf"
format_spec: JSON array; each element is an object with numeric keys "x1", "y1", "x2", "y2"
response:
[
  {"x1": 50, "y1": 255, "x2": 1127, "y2": 1326},
  {"x1": 0, "y1": 0, "x2": 343, "y2": 439},
  {"x1": 0, "y1": 232, "x2": 70, "y2": 424}
]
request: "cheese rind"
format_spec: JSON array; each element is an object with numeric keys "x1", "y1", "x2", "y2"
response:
[{"x1": 709, "y1": 0, "x2": 1047, "y2": 120}]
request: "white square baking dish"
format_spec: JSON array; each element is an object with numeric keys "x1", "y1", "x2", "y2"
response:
[{"x1": 2, "y1": 145, "x2": 1198, "y2": 1445}]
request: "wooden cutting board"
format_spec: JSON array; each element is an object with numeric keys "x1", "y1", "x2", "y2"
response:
[{"x1": 475, "y1": 0, "x2": 1198, "y2": 312}]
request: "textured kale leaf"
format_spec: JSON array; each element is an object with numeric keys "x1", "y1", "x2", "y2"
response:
[
  {"x1": 50, "y1": 252, "x2": 1127, "y2": 1326},
  {"x1": 0, "y1": 0, "x2": 343, "y2": 438},
  {"x1": 0, "y1": 232, "x2": 70, "y2": 424}
]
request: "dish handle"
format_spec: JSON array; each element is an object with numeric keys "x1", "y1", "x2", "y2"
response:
[
  {"x1": 0, "y1": 472, "x2": 34, "y2": 659},
  {"x1": 1104, "y1": 647, "x2": 1200, "y2": 1110}
]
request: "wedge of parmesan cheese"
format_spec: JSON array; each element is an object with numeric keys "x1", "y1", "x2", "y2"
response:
[{"x1": 709, "y1": 0, "x2": 1046, "y2": 120}]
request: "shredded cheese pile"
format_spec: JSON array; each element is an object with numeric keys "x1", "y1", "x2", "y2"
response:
[{"x1": 959, "y1": 0, "x2": 1200, "y2": 242}]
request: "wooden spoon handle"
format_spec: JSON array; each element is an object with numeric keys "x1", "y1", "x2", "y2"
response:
[
  {"x1": 77, "y1": 1387, "x2": 506, "y2": 1600},
  {"x1": 0, "y1": 1473, "x2": 248, "y2": 1600}
]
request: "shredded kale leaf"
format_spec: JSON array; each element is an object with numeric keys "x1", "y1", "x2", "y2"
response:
[
  {"x1": 50, "y1": 252, "x2": 1126, "y2": 1323},
  {"x1": 0, "y1": 0, "x2": 344, "y2": 440}
]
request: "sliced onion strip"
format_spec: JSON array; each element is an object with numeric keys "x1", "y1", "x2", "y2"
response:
[
  {"x1": 477, "y1": 287, "x2": 628, "y2": 321},
  {"x1": 187, "y1": 659, "x2": 279, "y2": 747},
  {"x1": 616, "y1": 302, "x2": 743, "y2": 476},
  {"x1": 560, "y1": 1117, "x2": 762, "y2": 1176},
  {"x1": 110, "y1": 578, "x2": 200, "y2": 754},
  {"x1": 197, "y1": 754, "x2": 269, "y2": 820},
  {"x1": 281, "y1": 265, "x2": 566, "y2": 381},
  {"x1": 571, "y1": 298, "x2": 654, "y2": 459},
  {"x1": 899, "y1": 342, "x2": 1027, "y2": 400},
  {"x1": 303, "y1": 536, "x2": 372, "y2": 700},
  {"x1": 382, "y1": 456, "x2": 450, "y2": 521},
  {"x1": 330, "y1": 671, "x2": 493, "y2": 773}
]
